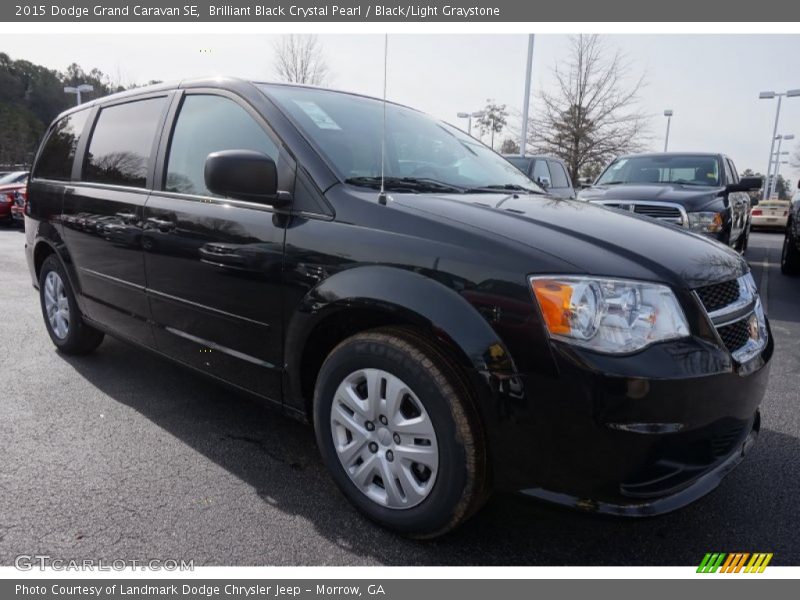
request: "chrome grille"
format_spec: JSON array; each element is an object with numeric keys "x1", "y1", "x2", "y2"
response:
[
  {"x1": 692, "y1": 273, "x2": 767, "y2": 362},
  {"x1": 717, "y1": 319, "x2": 751, "y2": 354},
  {"x1": 695, "y1": 279, "x2": 741, "y2": 313},
  {"x1": 632, "y1": 204, "x2": 683, "y2": 222},
  {"x1": 592, "y1": 200, "x2": 687, "y2": 226}
]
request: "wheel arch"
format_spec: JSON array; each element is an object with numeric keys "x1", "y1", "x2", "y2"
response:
[{"x1": 284, "y1": 265, "x2": 516, "y2": 418}]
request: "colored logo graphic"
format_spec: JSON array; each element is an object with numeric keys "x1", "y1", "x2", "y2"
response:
[{"x1": 697, "y1": 553, "x2": 773, "y2": 573}]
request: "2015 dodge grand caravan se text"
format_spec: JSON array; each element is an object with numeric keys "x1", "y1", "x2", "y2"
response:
[{"x1": 24, "y1": 78, "x2": 772, "y2": 537}]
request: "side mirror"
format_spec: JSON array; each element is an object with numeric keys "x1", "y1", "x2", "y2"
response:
[
  {"x1": 537, "y1": 176, "x2": 551, "y2": 189},
  {"x1": 204, "y1": 150, "x2": 289, "y2": 206},
  {"x1": 727, "y1": 176, "x2": 763, "y2": 193}
]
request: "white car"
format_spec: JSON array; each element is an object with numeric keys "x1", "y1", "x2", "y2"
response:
[{"x1": 751, "y1": 200, "x2": 790, "y2": 230}]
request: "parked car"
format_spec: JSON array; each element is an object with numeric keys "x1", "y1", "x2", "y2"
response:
[
  {"x1": 781, "y1": 180, "x2": 800, "y2": 275},
  {"x1": 503, "y1": 154, "x2": 576, "y2": 199},
  {"x1": 10, "y1": 188, "x2": 27, "y2": 223},
  {"x1": 0, "y1": 171, "x2": 28, "y2": 224},
  {"x1": 578, "y1": 153, "x2": 762, "y2": 253},
  {"x1": 25, "y1": 78, "x2": 772, "y2": 537},
  {"x1": 751, "y1": 200, "x2": 790, "y2": 230}
]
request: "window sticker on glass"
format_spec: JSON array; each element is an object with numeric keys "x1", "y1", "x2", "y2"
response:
[{"x1": 293, "y1": 100, "x2": 341, "y2": 130}]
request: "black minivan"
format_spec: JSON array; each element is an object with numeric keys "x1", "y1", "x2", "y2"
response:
[{"x1": 25, "y1": 78, "x2": 772, "y2": 537}]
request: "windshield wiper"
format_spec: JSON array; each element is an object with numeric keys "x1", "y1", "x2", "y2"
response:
[
  {"x1": 464, "y1": 183, "x2": 545, "y2": 195},
  {"x1": 345, "y1": 176, "x2": 465, "y2": 194}
]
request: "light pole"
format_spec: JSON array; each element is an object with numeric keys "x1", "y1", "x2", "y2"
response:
[
  {"x1": 64, "y1": 83, "x2": 94, "y2": 106},
  {"x1": 663, "y1": 109, "x2": 674, "y2": 151},
  {"x1": 456, "y1": 111, "x2": 483, "y2": 137},
  {"x1": 759, "y1": 89, "x2": 800, "y2": 199},
  {"x1": 519, "y1": 34, "x2": 535, "y2": 156},
  {"x1": 769, "y1": 134, "x2": 794, "y2": 199}
]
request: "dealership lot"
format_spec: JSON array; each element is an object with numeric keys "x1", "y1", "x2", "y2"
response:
[{"x1": 0, "y1": 227, "x2": 798, "y2": 566}]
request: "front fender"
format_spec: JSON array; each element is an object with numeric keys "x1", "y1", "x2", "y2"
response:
[{"x1": 285, "y1": 264, "x2": 517, "y2": 378}]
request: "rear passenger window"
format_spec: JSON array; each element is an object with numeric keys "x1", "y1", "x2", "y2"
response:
[
  {"x1": 548, "y1": 160, "x2": 570, "y2": 188},
  {"x1": 165, "y1": 95, "x2": 278, "y2": 197},
  {"x1": 33, "y1": 110, "x2": 90, "y2": 181},
  {"x1": 83, "y1": 97, "x2": 167, "y2": 188}
]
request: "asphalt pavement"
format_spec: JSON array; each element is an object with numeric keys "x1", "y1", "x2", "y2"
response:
[{"x1": 0, "y1": 225, "x2": 797, "y2": 566}]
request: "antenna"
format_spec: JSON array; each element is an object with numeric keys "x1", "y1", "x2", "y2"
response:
[{"x1": 378, "y1": 34, "x2": 388, "y2": 206}]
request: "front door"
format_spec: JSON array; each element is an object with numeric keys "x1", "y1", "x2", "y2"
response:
[{"x1": 143, "y1": 91, "x2": 291, "y2": 402}]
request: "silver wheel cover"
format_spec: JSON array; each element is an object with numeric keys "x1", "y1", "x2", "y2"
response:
[
  {"x1": 330, "y1": 369, "x2": 439, "y2": 509},
  {"x1": 44, "y1": 271, "x2": 70, "y2": 340}
]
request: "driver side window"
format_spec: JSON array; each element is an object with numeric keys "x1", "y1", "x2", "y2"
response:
[{"x1": 165, "y1": 94, "x2": 279, "y2": 197}]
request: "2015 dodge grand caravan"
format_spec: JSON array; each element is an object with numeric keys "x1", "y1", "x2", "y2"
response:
[{"x1": 24, "y1": 78, "x2": 772, "y2": 537}]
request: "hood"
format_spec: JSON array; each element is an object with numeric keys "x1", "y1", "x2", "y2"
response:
[
  {"x1": 391, "y1": 193, "x2": 746, "y2": 290},
  {"x1": 577, "y1": 183, "x2": 723, "y2": 212}
]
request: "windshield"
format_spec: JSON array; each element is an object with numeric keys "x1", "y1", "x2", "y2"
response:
[
  {"x1": 596, "y1": 155, "x2": 722, "y2": 187},
  {"x1": 261, "y1": 84, "x2": 543, "y2": 194},
  {"x1": 0, "y1": 171, "x2": 27, "y2": 185}
]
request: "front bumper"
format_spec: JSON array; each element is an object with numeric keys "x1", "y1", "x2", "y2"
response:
[{"x1": 477, "y1": 330, "x2": 772, "y2": 516}]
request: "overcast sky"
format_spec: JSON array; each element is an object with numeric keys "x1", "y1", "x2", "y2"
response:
[{"x1": 4, "y1": 33, "x2": 800, "y2": 184}]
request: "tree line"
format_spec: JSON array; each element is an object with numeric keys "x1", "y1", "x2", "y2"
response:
[{"x1": 0, "y1": 53, "x2": 133, "y2": 167}]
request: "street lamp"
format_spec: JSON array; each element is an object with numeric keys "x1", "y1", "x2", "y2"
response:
[
  {"x1": 663, "y1": 109, "x2": 674, "y2": 152},
  {"x1": 759, "y1": 89, "x2": 800, "y2": 198},
  {"x1": 64, "y1": 84, "x2": 94, "y2": 106},
  {"x1": 456, "y1": 111, "x2": 483, "y2": 137},
  {"x1": 769, "y1": 133, "x2": 794, "y2": 199}
]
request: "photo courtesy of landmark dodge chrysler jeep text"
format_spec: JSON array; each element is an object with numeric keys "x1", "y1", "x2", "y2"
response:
[{"x1": 23, "y1": 78, "x2": 772, "y2": 537}]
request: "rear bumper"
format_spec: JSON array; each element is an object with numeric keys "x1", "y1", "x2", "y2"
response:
[
  {"x1": 475, "y1": 329, "x2": 772, "y2": 515},
  {"x1": 751, "y1": 216, "x2": 787, "y2": 229}
]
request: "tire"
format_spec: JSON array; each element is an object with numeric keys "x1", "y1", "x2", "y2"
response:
[
  {"x1": 314, "y1": 327, "x2": 489, "y2": 538},
  {"x1": 781, "y1": 225, "x2": 800, "y2": 276},
  {"x1": 39, "y1": 254, "x2": 105, "y2": 354}
]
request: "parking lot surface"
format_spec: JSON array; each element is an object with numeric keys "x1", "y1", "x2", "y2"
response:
[{"x1": 0, "y1": 227, "x2": 798, "y2": 566}]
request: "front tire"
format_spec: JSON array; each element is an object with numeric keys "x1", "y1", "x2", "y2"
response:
[
  {"x1": 313, "y1": 327, "x2": 489, "y2": 538},
  {"x1": 781, "y1": 224, "x2": 800, "y2": 275},
  {"x1": 39, "y1": 254, "x2": 104, "y2": 354}
]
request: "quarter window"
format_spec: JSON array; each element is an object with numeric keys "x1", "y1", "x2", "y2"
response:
[
  {"x1": 33, "y1": 110, "x2": 90, "y2": 181},
  {"x1": 165, "y1": 95, "x2": 278, "y2": 197},
  {"x1": 83, "y1": 97, "x2": 167, "y2": 188}
]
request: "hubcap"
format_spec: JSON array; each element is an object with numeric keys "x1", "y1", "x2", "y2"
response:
[
  {"x1": 330, "y1": 369, "x2": 439, "y2": 509},
  {"x1": 44, "y1": 271, "x2": 70, "y2": 339}
]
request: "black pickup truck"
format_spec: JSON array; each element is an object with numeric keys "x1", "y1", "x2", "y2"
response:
[{"x1": 578, "y1": 153, "x2": 763, "y2": 252}]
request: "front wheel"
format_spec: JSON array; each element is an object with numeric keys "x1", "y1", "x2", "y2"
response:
[
  {"x1": 313, "y1": 327, "x2": 489, "y2": 538},
  {"x1": 39, "y1": 254, "x2": 105, "y2": 354}
]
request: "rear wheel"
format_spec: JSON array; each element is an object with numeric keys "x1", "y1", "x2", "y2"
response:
[
  {"x1": 39, "y1": 254, "x2": 104, "y2": 354},
  {"x1": 313, "y1": 327, "x2": 489, "y2": 538},
  {"x1": 781, "y1": 224, "x2": 800, "y2": 275}
]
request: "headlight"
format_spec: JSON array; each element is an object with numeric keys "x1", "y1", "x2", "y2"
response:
[
  {"x1": 687, "y1": 211, "x2": 724, "y2": 233},
  {"x1": 530, "y1": 276, "x2": 690, "y2": 354}
]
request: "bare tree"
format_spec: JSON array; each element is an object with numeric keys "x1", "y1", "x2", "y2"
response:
[
  {"x1": 273, "y1": 35, "x2": 330, "y2": 86},
  {"x1": 531, "y1": 35, "x2": 648, "y2": 181}
]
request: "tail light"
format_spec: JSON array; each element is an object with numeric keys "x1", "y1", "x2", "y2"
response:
[{"x1": 751, "y1": 209, "x2": 762, "y2": 216}]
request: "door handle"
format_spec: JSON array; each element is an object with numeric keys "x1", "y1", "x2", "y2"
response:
[{"x1": 146, "y1": 217, "x2": 175, "y2": 232}]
